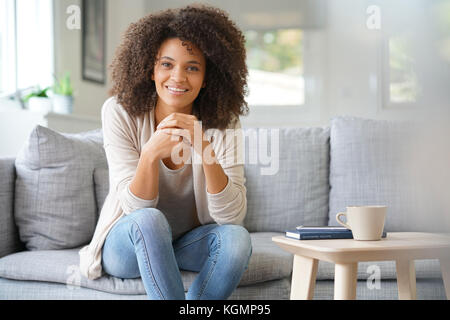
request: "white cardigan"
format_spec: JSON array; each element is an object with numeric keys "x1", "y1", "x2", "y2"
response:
[{"x1": 79, "y1": 97, "x2": 247, "y2": 280}]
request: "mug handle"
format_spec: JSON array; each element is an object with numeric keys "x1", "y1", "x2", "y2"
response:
[{"x1": 336, "y1": 212, "x2": 351, "y2": 229}]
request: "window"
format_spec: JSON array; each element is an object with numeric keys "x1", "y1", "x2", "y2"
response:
[
  {"x1": 0, "y1": 0, "x2": 53, "y2": 97},
  {"x1": 0, "y1": 0, "x2": 16, "y2": 95},
  {"x1": 245, "y1": 29, "x2": 304, "y2": 106},
  {"x1": 388, "y1": 35, "x2": 420, "y2": 104}
]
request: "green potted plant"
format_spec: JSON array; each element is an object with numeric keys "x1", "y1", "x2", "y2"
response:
[
  {"x1": 22, "y1": 87, "x2": 52, "y2": 113},
  {"x1": 52, "y1": 72, "x2": 74, "y2": 114}
]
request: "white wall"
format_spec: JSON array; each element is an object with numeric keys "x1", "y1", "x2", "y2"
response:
[
  {"x1": 0, "y1": 101, "x2": 48, "y2": 157},
  {"x1": 53, "y1": 0, "x2": 147, "y2": 120},
  {"x1": 324, "y1": 0, "x2": 449, "y2": 125}
]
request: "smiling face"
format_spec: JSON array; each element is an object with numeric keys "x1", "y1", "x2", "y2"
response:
[{"x1": 152, "y1": 38, "x2": 206, "y2": 114}]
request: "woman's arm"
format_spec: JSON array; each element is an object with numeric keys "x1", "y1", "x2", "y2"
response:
[
  {"x1": 129, "y1": 126, "x2": 187, "y2": 201},
  {"x1": 202, "y1": 119, "x2": 247, "y2": 225},
  {"x1": 129, "y1": 150, "x2": 159, "y2": 201},
  {"x1": 102, "y1": 98, "x2": 160, "y2": 214},
  {"x1": 200, "y1": 139, "x2": 229, "y2": 194}
]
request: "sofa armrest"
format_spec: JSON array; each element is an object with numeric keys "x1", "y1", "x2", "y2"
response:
[{"x1": 0, "y1": 157, "x2": 23, "y2": 258}]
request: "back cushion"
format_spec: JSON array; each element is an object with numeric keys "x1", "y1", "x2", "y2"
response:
[
  {"x1": 328, "y1": 116, "x2": 450, "y2": 232},
  {"x1": 14, "y1": 126, "x2": 108, "y2": 250},
  {"x1": 243, "y1": 127, "x2": 330, "y2": 232},
  {"x1": 0, "y1": 158, "x2": 24, "y2": 257}
]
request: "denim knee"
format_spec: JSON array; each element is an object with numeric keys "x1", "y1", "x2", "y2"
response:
[
  {"x1": 127, "y1": 208, "x2": 172, "y2": 241},
  {"x1": 216, "y1": 224, "x2": 252, "y2": 267}
]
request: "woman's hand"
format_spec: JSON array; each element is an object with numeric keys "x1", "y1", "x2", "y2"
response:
[
  {"x1": 142, "y1": 127, "x2": 185, "y2": 162},
  {"x1": 157, "y1": 112, "x2": 228, "y2": 194},
  {"x1": 156, "y1": 113, "x2": 204, "y2": 154}
]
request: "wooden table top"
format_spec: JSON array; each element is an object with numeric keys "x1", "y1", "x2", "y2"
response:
[{"x1": 272, "y1": 232, "x2": 450, "y2": 263}]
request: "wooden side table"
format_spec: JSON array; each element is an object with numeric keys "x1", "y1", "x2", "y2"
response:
[{"x1": 272, "y1": 232, "x2": 450, "y2": 300}]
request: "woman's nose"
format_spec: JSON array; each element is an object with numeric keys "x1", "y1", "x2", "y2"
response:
[{"x1": 170, "y1": 66, "x2": 187, "y2": 82}]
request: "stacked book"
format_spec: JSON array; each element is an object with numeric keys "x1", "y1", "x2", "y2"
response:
[{"x1": 285, "y1": 226, "x2": 387, "y2": 240}]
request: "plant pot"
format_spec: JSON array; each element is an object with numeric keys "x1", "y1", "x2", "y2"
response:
[
  {"x1": 53, "y1": 94, "x2": 74, "y2": 114},
  {"x1": 28, "y1": 97, "x2": 52, "y2": 113}
]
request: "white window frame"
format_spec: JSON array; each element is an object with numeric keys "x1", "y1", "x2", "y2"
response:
[
  {"x1": 241, "y1": 28, "x2": 326, "y2": 127},
  {"x1": 0, "y1": 0, "x2": 17, "y2": 97},
  {"x1": 0, "y1": 0, "x2": 54, "y2": 99},
  {"x1": 378, "y1": 32, "x2": 422, "y2": 112},
  {"x1": 245, "y1": 28, "x2": 305, "y2": 108}
]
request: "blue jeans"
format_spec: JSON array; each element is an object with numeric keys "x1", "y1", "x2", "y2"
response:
[{"x1": 101, "y1": 208, "x2": 252, "y2": 300}]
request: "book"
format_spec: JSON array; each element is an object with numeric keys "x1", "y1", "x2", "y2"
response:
[
  {"x1": 285, "y1": 227, "x2": 387, "y2": 240},
  {"x1": 295, "y1": 225, "x2": 351, "y2": 231}
]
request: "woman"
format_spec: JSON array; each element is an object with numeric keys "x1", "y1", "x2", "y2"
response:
[{"x1": 79, "y1": 4, "x2": 252, "y2": 300}]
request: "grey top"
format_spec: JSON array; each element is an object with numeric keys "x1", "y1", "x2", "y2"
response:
[{"x1": 156, "y1": 157, "x2": 200, "y2": 241}]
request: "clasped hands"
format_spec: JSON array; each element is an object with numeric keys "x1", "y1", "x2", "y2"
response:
[
  {"x1": 155, "y1": 113, "x2": 215, "y2": 164},
  {"x1": 156, "y1": 112, "x2": 198, "y2": 146}
]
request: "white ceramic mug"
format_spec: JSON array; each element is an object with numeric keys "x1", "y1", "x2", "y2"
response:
[{"x1": 336, "y1": 206, "x2": 387, "y2": 241}]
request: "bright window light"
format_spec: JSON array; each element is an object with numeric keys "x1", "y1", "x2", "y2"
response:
[
  {"x1": 0, "y1": 0, "x2": 53, "y2": 96},
  {"x1": 389, "y1": 35, "x2": 420, "y2": 104},
  {"x1": 0, "y1": 0, "x2": 16, "y2": 95},
  {"x1": 245, "y1": 28, "x2": 304, "y2": 106}
]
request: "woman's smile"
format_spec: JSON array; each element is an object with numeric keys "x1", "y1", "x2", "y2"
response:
[{"x1": 165, "y1": 85, "x2": 189, "y2": 95}]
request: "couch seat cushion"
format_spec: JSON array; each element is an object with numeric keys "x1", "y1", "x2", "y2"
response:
[
  {"x1": 0, "y1": 232, "x2": 292, "y2": 295},
  {"x1": 0, "y1": 158, "x2": 24, "y2": 257}
]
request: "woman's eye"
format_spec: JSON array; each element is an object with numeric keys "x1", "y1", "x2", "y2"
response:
[{"x1": 160, "y1": 63, "x2": 198, "y2": 71}]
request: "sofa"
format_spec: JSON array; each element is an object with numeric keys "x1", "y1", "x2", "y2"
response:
[{"x1": 0, "y1": 116, "x2": 448, "y2": 300}]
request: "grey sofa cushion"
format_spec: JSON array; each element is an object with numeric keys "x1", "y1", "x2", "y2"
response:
[
  {"x1": 14, "y1": 126, "x2": 107, "y2": 251},
  {"x1": 328, "y1": 116, "x2": 450, "y2": 232},
  {"x1": 0, "y1": 158, "x2": 23, "y2": 258},
  {"x1": 0, "y1": 232, "x2": 292, "y2": 295},
  {"x1": 243, "y1": 127, "x2": 330, "y2": 232},
  {"x1": 93, "y1": 167, "x2": 109, "y2": 216},
  {"x1": 0, "y1": 277, "x2": 291, "y2": 300}
]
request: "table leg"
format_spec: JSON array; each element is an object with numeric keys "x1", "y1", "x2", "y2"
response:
[
  {"x1": 396, "y1": 259, "x2": 417, "y2": 300},
  {"x1": 334, "y1": 262, "x2": 358, "y2": 300},
  {"x1": 439, "y1": 257, "x2": 450, "y2": 300},
  {"x1": 290, "y1": 255, "x2": 318, "y2": 300}
]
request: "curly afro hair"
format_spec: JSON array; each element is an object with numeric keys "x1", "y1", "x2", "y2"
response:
[{"x1": 109, "y1": 3, "x2": 249, "y2": 130}]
